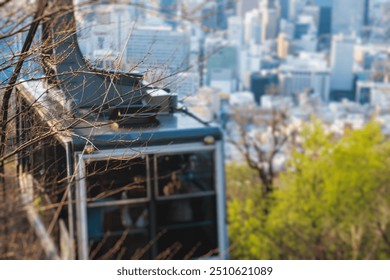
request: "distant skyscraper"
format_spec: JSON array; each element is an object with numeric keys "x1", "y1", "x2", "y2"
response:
[
  {"x1": 244, "y1": 9, "x2": 263, "y2": 45},
  {"x1": 316, "y1": 0, "x2": 332, "y2": 35},
  {"x1": 277, "y1": 33, "x2": 290, "y2": 59},
  {"x1": 201, "y1": 2, "x2": 218, "y2": 31},
  {"x1": 332, "y1": 0, "x2": 365, "y2": 36},
  {"x1": 330, "y1": 35, "x2": 355, "y2": 93},
  {"x1": 288, "y1": 0, "x2": 306, "y2": 20},
  {"x1": 364, "y1": 0, "x2": 370, "y2": 26},
  {"x1": 205, "y1": 42, "x2": 239, "y2": 92},
  {"x1": 214, "y1": 0, "x2": 229, "y2": 29},
  {"x1": 237, "y1": 0, "x2": 259, "y2": 17},
  {"x1": 260, "y1": 0, "x2": 280, "y2": 41},
  {"x1": 160, "y1": 0, "x2": 178, "y2": 27},
  {"x1": 279, "y1": 0, "x2": 290, "y2": 20}
]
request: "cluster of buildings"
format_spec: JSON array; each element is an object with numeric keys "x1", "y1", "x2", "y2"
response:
[
  {"x1": 0, "y1": 0, "x2": 389, "y2": 166},
  {"x1": 73, "y1": 0, "x2": 390, "y2": 161}
]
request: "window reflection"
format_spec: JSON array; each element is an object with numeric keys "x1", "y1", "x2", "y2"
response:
[
  {"x1": 156, "y1": 151, "x2": 214, "y2": 198},
  {"x1": 86, "y1": 157, "x2": 150, "y2": 259},
  {"x1": 86, "y1": 158, "x2": 148, "y2": 202}
]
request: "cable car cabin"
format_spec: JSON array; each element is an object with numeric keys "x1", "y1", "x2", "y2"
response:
[
  {"x1": 11, "y1": 0, "x2": 227, "y2": 260},
  {"x1": 15, "y1": 81, "x2": 227, "y2": 260}
]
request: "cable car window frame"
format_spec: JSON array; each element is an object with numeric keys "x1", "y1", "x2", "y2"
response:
[
  {"x1": 75, "y1": 142, "x2": 224, "y2": 259},
  {"x1": 84, "y1": 155, "x2": 152, "y2": 207}
]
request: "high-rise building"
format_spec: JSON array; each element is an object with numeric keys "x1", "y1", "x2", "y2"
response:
[
  {"x1": 159, "y1": 0, "x2": 179, "y2": 27},
  {"x1": 126, "y1": 25, "x2": 190, "y2": 74},
  {"x1": 330, "y1": 35, "x2": 355, "y2": 95},
  {"x1": 279, "y1": 53, "x2": 330, "y2": 102},
  {"x1": 237, "y1": 0, "x2": 259, "y2": 17},
  {"x1": 332, "y1": 0, "x2": 365, "y2": 36},
  {"x1": 279, "y1": 0, "x2": 290, "y2": 20},
  {"x1": 288, "y1": 0, "x2": 306, "y2": 21},
  {"x1": 228, "y1": 16, "x2": 244, "y2": 46},
  {"x1": 316, "y1": 0, "x2": 332, "y2": 35},
  {"x1": 216, "y1": 0, "x2": 227, "y2": 30},
  {"x1": 364, "y1": 0, "x2": 370, "y2": 26},
  {"x1": 244, "y1": 9, "x2": 263, "y2": 45},
  {"x1": 241, "y1": 1, "x2": 280, "y2": 44},
  {"x1": 201, "y1": 2, "x2": 218, "y2": 31},
  {"x1": 205, "y1": 39, "x2": 239, "y2": 92},
  {"x1": 277, "y1": 33, "x2": 290, "y2": 59},
  {"x1": 259, "y1": 0, "x2": 280, "y2": 41}
]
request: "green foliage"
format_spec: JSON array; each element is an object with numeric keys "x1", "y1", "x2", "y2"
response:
[
  {"x1": 226, "y1": 162, "x2": 276, "y2": 259},
  {"x1": 227, "y1": 120, "x2": 390, "y2": 259}
]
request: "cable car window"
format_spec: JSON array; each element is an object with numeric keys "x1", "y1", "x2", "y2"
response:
[
  {"x1": 86, "y1": 157, "x2": 149, "y2": 204},
  {"x1": 155, "y1": 195, "x2": 218, "y2": 258},
  {"x1": 154, "y1": 150, "x2": 219, "y2": 258},
  {"x1": 85, "y1": 156, "x2": 151, "y2": 259},
  {"x1": 155, "y1": 151, "x2": 215, "y2": 198},
  {"x1": 87, "y1": 203, "x2": 150, "y2": 259}
]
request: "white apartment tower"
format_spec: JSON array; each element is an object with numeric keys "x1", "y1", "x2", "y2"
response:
[
  {"x1": 244, "y1": 9, "x2": 263, "y2": 45},
  {"x1": 330, "y1": 35, "x2": 355, "y2": 92},
  {"x1": 259, "y1": 0, "x2": 280, "y2": 41}
]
